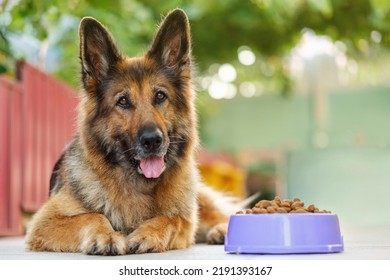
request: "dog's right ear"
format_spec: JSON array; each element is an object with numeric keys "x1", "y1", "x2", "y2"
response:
[
  {"x1": 147, "y1": 9, "x2": 191, "y2": 69},
  {"x1": 79, "y1": 17, "x2": 121, "y2": 90}
]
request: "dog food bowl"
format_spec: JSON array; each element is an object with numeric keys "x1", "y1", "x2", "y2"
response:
[{"x1": 224, "y1": 213, "x2": 344, "y2": 254}]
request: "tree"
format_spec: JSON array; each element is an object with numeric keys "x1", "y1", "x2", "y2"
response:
[{"x1": 1, "y1": 0, "x2": 390, "y2": 92}]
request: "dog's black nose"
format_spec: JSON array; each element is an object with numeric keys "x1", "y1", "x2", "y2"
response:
[{"x1": 138, "y1": 125, "x2": 164, "y2": 153}]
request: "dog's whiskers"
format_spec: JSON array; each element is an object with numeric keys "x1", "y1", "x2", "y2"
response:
[
  {"x1": 169, "y1": 141, "x2": 186, "y2": 144},
  {"x1": 122, "y1": 147, "x2": 136, "y2": 154},
  {"x1": 169, "y1": 135, "x2": 186, "y2": 140}
]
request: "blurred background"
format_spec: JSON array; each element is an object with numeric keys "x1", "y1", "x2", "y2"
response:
[{"x1": 1, "y1": 0, "x2": 390, "y2": 236}]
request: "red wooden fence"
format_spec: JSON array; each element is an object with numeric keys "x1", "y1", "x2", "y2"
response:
[
  {"x1": 0, "y1": 77, "x2": 23, "y2": 236},
  {"x1": 0, "y1": 62, "x2": 78, "y2": 236}
]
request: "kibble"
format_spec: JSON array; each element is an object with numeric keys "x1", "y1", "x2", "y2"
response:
[
  {"x1": 291, "y1": 201, "x2": 304, "y2": 210},
  {"x1": 237, "y1": 196, "x2": 331, "y2": 214}
]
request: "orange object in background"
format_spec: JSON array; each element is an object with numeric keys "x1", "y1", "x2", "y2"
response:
[{"x1": 198, "y1": 150, "x2": 246, "y2": 198}]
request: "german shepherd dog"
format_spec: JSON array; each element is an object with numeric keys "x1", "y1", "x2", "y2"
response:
[{"x1": 25, "y1": 9, "x2": 236, "y2": 255}]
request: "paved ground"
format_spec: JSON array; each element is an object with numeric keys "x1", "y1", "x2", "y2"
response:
[{"x1": 0, "y1": 225, "x2": 389, "y2": 260}]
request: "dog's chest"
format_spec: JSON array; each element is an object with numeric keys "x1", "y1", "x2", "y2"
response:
[{"x1": 104, "y1": 190, "x2": 155, "y2": 234}]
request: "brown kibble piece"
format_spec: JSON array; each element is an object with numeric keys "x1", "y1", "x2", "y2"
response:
[
  {"x1": 274, "y1": 196, "x2": 282, "y2": 206},
  {"x1": 271, "y1": 202, "x2": 279, "y2": 208},
  {"x1": 256, "y1": 200, "x2": 272, "y2": 208},
  {"x1": 276, "y1": 207, "x2": 287, "y2": 213},
  {"x1": 281, "y1": 201, "x2": 291, "y2": 207},
  {"x1": 282, "y1": 200, "x2": 292, "y2": 207},
  {"x1": 262, "y1": 200, "x2": 272, "y2": 208},
  {"x1": 253, "y1": 208, "x2": 268, "y2": 214},
  {"x1": 307, "y1": 204, "x2": 315, "y2": 212},
  {"x1": 291, "y1": 201, "x2": 304, "y2": 210},
  {"x1": 266, "y1": 206, "x2": 276, "y2": 213}
]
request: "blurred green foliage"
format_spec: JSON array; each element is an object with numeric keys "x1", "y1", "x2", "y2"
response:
[{"x1": 1, "y1": 0, "x2": 390, "y2": 90}]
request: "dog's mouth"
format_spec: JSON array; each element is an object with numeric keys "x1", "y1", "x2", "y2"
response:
[{"x1": 134, "y1": 155, "x2": 166, "y2": 179}]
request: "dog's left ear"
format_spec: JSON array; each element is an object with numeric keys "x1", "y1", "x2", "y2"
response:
[
  {"x1": 147, "y1": 9, "x2": 191, "y2": 68},
  {"x1": 79, "y1": 17, "x2": 121, "y2": 89}
]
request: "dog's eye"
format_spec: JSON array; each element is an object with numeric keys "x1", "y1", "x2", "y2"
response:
[
  {"x1": 116, "y1": 96, "x2": 130, "y2": 109},
  {"x1": 155, "y1": 90, "x2": 167, "y2": 105}
]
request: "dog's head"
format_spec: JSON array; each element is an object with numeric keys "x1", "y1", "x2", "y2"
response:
[{"x1": 78, "y1": 9, "x2": 197, "y2": 180}]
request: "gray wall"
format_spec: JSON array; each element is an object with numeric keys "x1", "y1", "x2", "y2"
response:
[
  {"x1": 287, "y1": 149, "x2": 390, "y2": 226},
  {"x1": 202, "y1": 86, "x2": 390, "y2": 225}
]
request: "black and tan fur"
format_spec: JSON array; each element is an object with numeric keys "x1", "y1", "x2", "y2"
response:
[{"x1": 25, "y1": 9, "x2": 235, "y2": 255}]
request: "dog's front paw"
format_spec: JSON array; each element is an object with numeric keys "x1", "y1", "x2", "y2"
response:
[
  {"x1": 127, "y1": 228, "x2": 169, "y2": 254},
  {"x1": 80, "y1": 231, "x2": 127, "y2": 255},
  {"x1": 206, "y1": 223, "x2": 228, "y2": 244}
]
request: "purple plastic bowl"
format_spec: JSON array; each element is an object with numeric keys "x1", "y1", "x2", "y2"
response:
[{"x1": 224, "y1": 213, "x2": 344, "y2": 254}]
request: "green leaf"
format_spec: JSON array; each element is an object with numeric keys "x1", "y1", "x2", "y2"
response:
[
  {"x1": 0, "y1": 63, "x2": 7, "y2": 74},
  {"x1": 308, "y1": 0, "x2": 333, "y2": 17},
  {"x1": 370, "y1": 0, "x2": 390, "y2": 18}
]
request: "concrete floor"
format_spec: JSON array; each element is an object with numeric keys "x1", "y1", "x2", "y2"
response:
[{"x1": 0, "y1": 225, "x2": 389, "y2": 260}]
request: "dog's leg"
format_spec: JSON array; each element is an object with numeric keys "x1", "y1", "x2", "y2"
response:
[
  {"x1": 26, "y1": 189, "x2": 127, "y2": 255},
  {"x1": 197, "y1": 185, "x2": 237, "y2": 244},
  {"x1": 127, "y1": 215, "x2": 195, "y2": 253}
]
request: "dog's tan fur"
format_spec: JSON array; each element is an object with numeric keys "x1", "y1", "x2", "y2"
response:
[{"x1": 25, "y1": 9, "x2": 235, "y2": 255}]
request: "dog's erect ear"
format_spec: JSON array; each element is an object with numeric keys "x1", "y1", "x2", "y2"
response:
[
  {"x1": 79, "y1": 17, "x2": 121, "y2": 88},
  {"x1": 147, "y1": 9, "x2": 191, "y2": 68}
]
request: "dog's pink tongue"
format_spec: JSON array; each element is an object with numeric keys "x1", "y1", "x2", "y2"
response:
[{"x1": 140, "y1": 156, "x2": 165, "y2": 178}]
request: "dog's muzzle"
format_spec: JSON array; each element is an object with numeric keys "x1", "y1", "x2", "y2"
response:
[{"x1": 135, "y1": 124, "x2": 167, "y2": 179}]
